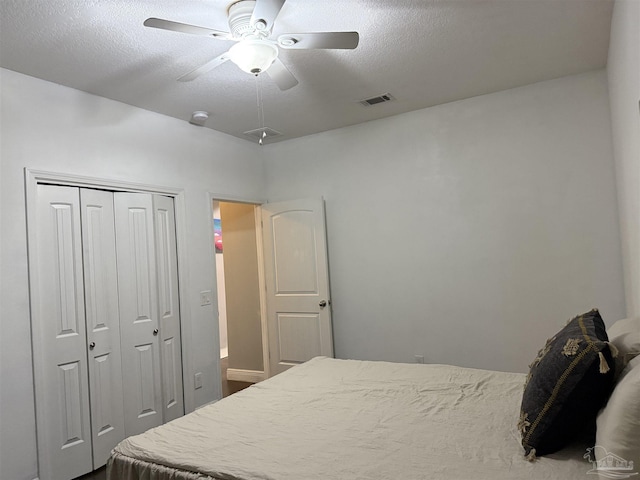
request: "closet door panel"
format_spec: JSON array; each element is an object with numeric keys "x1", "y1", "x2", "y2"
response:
[
  {"x1": 80, "y1": 188, "x2": 126, "y2": 468},
  {"x1": 34, "y1": 185, "x2": 92, "y2": 480},
  {"x1": 153, "y1": 195, "x2": 185, "y2": 422},
  {"x1": 115, "y1": 192, "x2": 163, "y2": 436}
]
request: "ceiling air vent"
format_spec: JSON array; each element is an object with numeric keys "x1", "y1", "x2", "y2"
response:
[
  {"x1": 243, "y1": 127, "x2": 283, "y2": 141},
  {"x1": 360, "y1": 93, "x2": 394, "y2": 106}
]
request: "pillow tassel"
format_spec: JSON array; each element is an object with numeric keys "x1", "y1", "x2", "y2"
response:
[
  {"x1": 607, "y1": 342, "x2": 619, "y2": 359},
  {"x1": 598, "y1": 351, "x2": 610, "y2": 374},
  {"x1": 525, "y1": 448, "x2": 537, "y2": 462}
]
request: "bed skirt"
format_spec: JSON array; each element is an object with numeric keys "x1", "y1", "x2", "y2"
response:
[{"x1": 107, "y1": 451, "x2": 220, "y2": 480}]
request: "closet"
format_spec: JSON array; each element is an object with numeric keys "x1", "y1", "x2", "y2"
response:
[{"x1": 30, "y1": 185, "x2": 184, "y2": 480}]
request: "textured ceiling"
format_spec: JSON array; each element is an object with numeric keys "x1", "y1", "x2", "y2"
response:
[{"x1": 0, "y1": 0, "x2": 614, "y2": 144}]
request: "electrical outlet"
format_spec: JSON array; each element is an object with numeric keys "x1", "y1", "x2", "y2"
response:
[
  {"x1": 200, "y1": 290, "x2": 212, "y2": 306},
  {"x1": 414, "y1": 354, "x2": 425, "y2": 364},
  {"x1": 194, "y1": 372, "x2": 203, "y2": 389}
]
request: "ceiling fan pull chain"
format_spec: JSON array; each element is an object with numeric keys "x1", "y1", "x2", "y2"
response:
[{"x1": 255, "y1": 74, "x2": 266, "y2": 145}]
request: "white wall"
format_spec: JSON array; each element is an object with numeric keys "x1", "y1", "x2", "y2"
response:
[
  {"x1": 0, "y1": 68, "x2": 263, "y2": 480},
  {"x1": 608, "y1": 0, "x2": 640, "y2": 317},
  {"x1": 264, "y1": 70, "x2": 626, "y2": 373}
]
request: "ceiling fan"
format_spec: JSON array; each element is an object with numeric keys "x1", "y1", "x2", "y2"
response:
[{"x1": 144, "y1": 0, "x2": 360, "y2": 91}]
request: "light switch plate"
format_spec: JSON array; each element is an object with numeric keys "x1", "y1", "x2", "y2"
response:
[{"x1": 194, "y1": 372, "x2": 203, "y2": 389}]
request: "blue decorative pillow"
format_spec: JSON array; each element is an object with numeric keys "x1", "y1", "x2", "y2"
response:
[{"x1": 519, "y1": 309, "x2": 616, "y2": 459}]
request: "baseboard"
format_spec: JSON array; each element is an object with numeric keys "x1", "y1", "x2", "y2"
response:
[{"x1": 226, "y1": 368, "x2": 265, "y2": 383}]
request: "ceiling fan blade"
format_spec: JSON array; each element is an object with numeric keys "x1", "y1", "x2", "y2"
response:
[
  {"x1": 277, "y1": 32, "x2": 359, "y2": 50},
  {"x1": 266, "y1": 58, "x2": 299, "y2": 91},
  {"x1": 250, "y1": 0, "x2": 286, "y2": 32},
  {"x1": 144, "y1": 18, "x2": 231, "y2": 39},
  {"x1": 178, "y1": 53, "x2": 231, "y2": 82}
]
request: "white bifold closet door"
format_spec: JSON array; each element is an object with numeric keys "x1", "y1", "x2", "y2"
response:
[
  {"x1": 114, "y1": 193, "x2": 184, "y2": 436},
  {"x1": 33, "y1": 185, "x2": 125, "y2": 479},
  {"x1": 81, "y1": 189, "x2": 127, "y2": 468},
  {"x1": 31, "y1": 186, "x2": 184, "y2": 480},
  {"x1": 153, "y1": 194, "x2": 185, "y2": 424}
]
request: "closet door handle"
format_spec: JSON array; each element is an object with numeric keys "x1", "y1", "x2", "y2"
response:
[
  {"x1": 319, "y1": 300, "x2": 327, "y2": 308},
  {"x1": 153, "y1": 328, "x2": 159, "y2": 336},
  {"x1": 89, "y1": 342, "x2": 95, "y2": 350}
]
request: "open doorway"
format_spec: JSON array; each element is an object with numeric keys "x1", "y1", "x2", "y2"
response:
[{"x1": 213, "y1": 200, "x2": 267, "y2": 397}]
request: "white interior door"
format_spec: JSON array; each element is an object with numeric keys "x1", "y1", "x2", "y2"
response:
[
  {"x1": 79, "y1": 189, "x2": 126, "y2": 469},
  {"x1": 262, "y1": 198, "x2": 334, "y2": 376},
  {"x1": 114, "y1": 192, "x2": 163, "y2": 436},
  {"x1": 33, "y1": 185, "x2": 92, "y2": 480},
  {"x1": 153, "y1": 194, "x2": 185, "y2": 422}
]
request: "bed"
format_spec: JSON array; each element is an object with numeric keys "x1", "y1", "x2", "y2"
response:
[
  {"x1": 108, "y1": 312, "x2": 640, "y2": 480},
  {"x1": 107, "y1": 356, "x2": 594, "y2": 480}
]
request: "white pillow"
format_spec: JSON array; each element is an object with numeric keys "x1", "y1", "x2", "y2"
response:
[
  {"x1": 594, "y1": 355, "x2": 640, "y2": 480},
  {"x1": 607, "y1": 316, "x2": 640, "y2": 368}
]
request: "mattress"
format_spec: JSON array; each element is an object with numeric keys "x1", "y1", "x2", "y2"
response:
[{"x1": 108, "y1": 356, "x2": 592, "y2": 480}]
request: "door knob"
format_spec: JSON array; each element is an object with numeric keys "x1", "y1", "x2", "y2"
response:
[
  {"x1": 153, "y1": 328, "x2": 159, "y2": 336},
  {"x1": 89, "y1": 342, "x2": 95, "y2": 350},
  {"x1": 319, "y1": 300, "x2": 327, "y2": 308}
]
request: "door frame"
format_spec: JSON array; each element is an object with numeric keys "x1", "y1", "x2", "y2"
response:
[
  {"x1": 25, "y1": 169, "x2": 194, "y2": 468},
  {"x1": 208, "y1": 193, "x2": 271, "y2": 382}
]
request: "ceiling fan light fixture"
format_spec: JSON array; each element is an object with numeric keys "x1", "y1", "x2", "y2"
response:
[{"x1": 228, "y1": 39, "x2": 278, "y2": 74}]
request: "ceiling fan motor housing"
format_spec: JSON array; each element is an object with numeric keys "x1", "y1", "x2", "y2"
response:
[{"x1": 228, "y1": 1, "x2": 262, "y2": 39}]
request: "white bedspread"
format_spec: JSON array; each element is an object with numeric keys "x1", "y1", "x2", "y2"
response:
[{"x1": 110, "y1": 357, "x2": 592, "y2": 480}]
